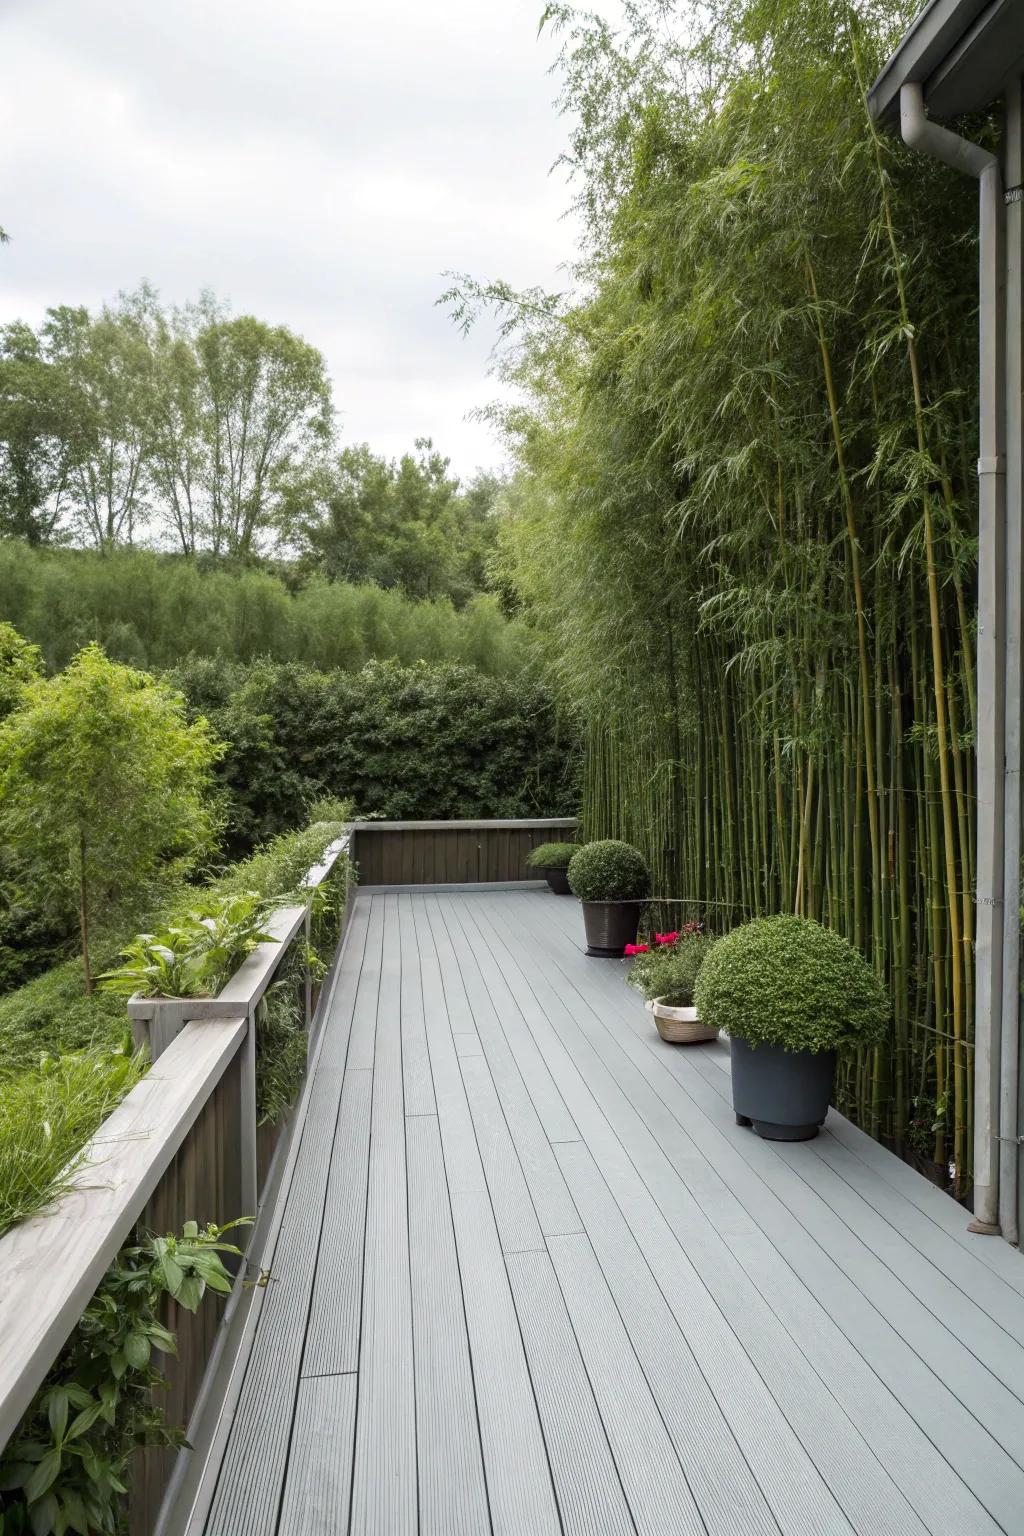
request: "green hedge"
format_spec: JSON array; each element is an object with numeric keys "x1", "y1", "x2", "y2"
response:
[
  {"x1": 0, "y1": 542, "x2": 530, "y2": 676},
  {"x1": 170, "y1": 657, "x2": 580, "y2": 856}
]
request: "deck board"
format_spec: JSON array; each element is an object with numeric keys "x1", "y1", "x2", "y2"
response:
[
  {"x1": 405, "y1": 1114, "x2": 489, "y2": 1535},
  {"x1": 199, "y1": 888, "x2": 1024, "y2": 1536},
  {"x1": 350, "y1": 895, "x2": 417, "y2": 1536}
]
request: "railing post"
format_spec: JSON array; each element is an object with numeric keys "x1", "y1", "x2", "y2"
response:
[
  {"x1": 239, "y1": 1006, "x2": 259, "y2": 1217},
  {"x1": 303, "y1": 906, "x2": 313, "y2": 1031}
]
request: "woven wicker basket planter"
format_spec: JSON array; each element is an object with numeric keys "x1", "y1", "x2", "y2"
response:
[{"x1": 645, "y1": 997, "x2": 717, "y2": 1044}]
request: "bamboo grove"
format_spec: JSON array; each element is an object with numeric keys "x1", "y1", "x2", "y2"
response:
[{"x1": 479, "y1": 0, "x2": 989, "y2": 1193}]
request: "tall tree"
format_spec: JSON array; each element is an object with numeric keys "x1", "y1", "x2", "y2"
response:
[
  {"x1": 197, "y1": 313, "x2": 333, "y2": 556},
  {"x1": 42, "y1": 291, "x2": 156, "y2": 549},
  {"x1": 0, "y1": 321, "x2": 91, "y2": 544},
  {"x1": 147, "y1": 305, "x2": 207, "y2": 556},
  {"x1": 0, "y1": 643, "x2": 222, "y2": 991}
]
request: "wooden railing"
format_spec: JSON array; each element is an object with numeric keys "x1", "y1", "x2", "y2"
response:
[
  {"x1": 0, "y1": 834, "x2": 351, "y2": 1535},
  {"x1": 350, "y1": 816, "x2": 578, "y2": 886}
]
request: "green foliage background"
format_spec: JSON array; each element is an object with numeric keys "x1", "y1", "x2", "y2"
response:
[
  {"x1": 0, "y1": 543, "x2": 530, "y2": 677},
  {"x1": 170, "y1": 655, "x2": 579, "y2": 855}
]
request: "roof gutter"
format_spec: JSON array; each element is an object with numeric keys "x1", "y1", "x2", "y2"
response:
[{"x1": 899, "y1": 83, "x2": 1009, "y2": 1235}]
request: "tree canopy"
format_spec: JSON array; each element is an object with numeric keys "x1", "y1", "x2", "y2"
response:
[
  {"x1": 288, "y1": 439, "x2": 504, "y2": 604},
  {"x1": 0, "y1": 646, "x2": 223, "y2": 991}
]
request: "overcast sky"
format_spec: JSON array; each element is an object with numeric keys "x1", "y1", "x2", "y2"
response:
[{"x1": 0, "y1": 0, "x2": 591, "y2": 478}]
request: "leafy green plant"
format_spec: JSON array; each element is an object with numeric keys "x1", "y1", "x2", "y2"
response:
[
  {"x1": 693, "y1": 916, "x2": 890, "y2": 1054},
  {"x1": 628, "y1": 933, "x2": 716, "y2": 1007},
  {"x1": 98, "y1": 894, "x2": 274, "y2": 1000},
  {"x1": 0, "y1": 621, "x2": 42, "y2": 722},
  {"x1": 525, "y1": 841, "x2": 576, "y2": 870},
  {"x1": 0, "y1": 1220, "x2": 245, "y2": 1536},
  {"x1": 254, "y1": 949, "x2": 308, "y2": 1126},
  {"x1": 0, "y1": 1046, "x2": 145, "y2": 1238},
  {"x1": 567, "y1": 840, "x2": 650, "y2": 902}
]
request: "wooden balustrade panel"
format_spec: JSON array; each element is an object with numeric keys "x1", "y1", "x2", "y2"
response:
[
  {"x1": 129, "y1": 1056, "x2": 244, "y2": 1536},
  {"x1": 352, "y1": 820, "x2": 577, "y2": 886}
]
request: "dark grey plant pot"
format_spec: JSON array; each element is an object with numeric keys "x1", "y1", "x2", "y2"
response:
[
  {"x1": 543, "y1": 866, "x2": 572, "y2": 896},
  {"x1": 730, "y1": 1036, "x2": 836, "y2": 1141},
  {"x1": 581, "y1": 900, "x2": 640, "y2": 957}
]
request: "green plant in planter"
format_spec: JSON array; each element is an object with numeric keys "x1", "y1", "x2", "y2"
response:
[
  {"x1": 629, "y1": 934, "x2": 716, "y2": 1006},
  {"x1": 525, "y1": 841, "x2": 576, "y2": 870},
  {"x1": 693, "y1": 916, "x2": 889, "y2": 1053},
  {"x1": 567, "y1": 840, "x2": 650, "y2": 902},
  {"x1": 97, "y1": 893, "x2": 275, "y2": 999}
]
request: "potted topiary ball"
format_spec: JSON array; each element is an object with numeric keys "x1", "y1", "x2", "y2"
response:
[
  {"x1": 628, "y1": 933, "x2": 718, "y2": 1043},
  {"x1": 525, "y1": 841, "x2": 577, "y2": 895},
  {"x1": 567, "y1": 839, "x2": 650, "y2": 956},
  {"x1": 693, "y1": 915, "x2": 889, "y2": 1140}
]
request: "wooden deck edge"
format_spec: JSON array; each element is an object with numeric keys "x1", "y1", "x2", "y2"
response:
[
  {"x1": 358, "y1": 879, "x2": 550, "y2": 894},
  {"x1": 351, "y1": 818, "x2": 578, "y2": 832}
]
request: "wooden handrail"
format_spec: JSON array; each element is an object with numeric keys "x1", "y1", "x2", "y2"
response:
[
  {"x1": 0, "y1": 1017, "x2": 247, "y2": 1447},
  {"x1": 0, "y1": 830, "x2": 352, "y2": 1456}
]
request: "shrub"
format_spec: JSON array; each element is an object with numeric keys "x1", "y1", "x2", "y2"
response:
[
  {"x1": 98, "y1": 894, "x2": 276, "y2": 1000},
  {"x1": 525, "y1": 841, "x2": 576, "y2": 870},
  {"x1": 693, "y1": 916, "x2": 890, "y2": 1053},
  {"x1": 628, "y1": 932, "x2": 716, "y2": 1006},
  {"x1": 0, "y1": 642, "x2": 223, "y2": 991},
  {"x1": 567, "y1": 840, "x2": 650, "y2": 902}
]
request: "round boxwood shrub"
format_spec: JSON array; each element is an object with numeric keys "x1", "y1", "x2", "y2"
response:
[
  {"x1": 567, "y1": 840, "x2": 650, "y2": 902},
  {"x1": 526, "y1": 841, "x2": 577, "y2": 871},
  {"x1": 693, "y1": 915, "x2": 889, "y2": 1053},
  {"x1": 628, "y1": 934, "x2": 716, "y2": 1006}
]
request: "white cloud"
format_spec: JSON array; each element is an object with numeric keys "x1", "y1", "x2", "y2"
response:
[{"x1": 0, "y1": 0, "x2": 590, "y2": 476}]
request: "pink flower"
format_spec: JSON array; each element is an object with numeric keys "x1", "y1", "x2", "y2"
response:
[
  {"x1": 624, "y1": 943, "x2": 649, "y2": 955},
  {"x1": 654, "y1": 931, "x2": 679, "y2": 946}
]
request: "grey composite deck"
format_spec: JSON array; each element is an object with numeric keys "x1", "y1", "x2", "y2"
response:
[{"x1": 199, "y1": 888, "x2": 1024, "y2": 1536}]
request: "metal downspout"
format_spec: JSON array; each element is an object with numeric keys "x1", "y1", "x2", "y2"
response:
[
  {"x1": 899, "y1": 82, "x2": 1008, "y2": 1234},
  {"x1": 1001, "y1": 79, "x2": 1022, "y2": 1245}
]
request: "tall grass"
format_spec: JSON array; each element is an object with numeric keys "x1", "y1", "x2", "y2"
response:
[
  {"x1": 0, "y1": 542, "x2": 533, "y2": 677},
  {"x1": 0, "y1": 1046, "x2": 145, "y2": 1237}
]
